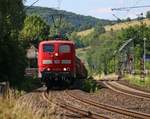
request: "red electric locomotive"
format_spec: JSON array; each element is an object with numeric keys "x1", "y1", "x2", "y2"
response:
[{"x1": 38, "y1": 36, "x2": 88, "y2": 88}]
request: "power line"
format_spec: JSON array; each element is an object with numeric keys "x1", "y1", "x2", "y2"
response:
[
  {"x1": 124, "y1": 0, "x2": 141, "y2": 18},
  {"x1": 112, "y1": 5, "x2": 150, "y2": 11},
  {"x1": 24, "y1": 0, "x2": 40, "y2": 10},
  {"x1": 112, "y1": 14, "x2": 121, "y2": 20},
  {"x1": 57, "y1": 0, "x2": 62, "y2": 10},
  {"x1": 111, "y1": 1, "x2": 145, "y2": 20}
]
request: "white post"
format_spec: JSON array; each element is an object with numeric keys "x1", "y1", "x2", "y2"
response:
[{"x1": 143, "y1": 38, "x2": 146, "y2": 74}]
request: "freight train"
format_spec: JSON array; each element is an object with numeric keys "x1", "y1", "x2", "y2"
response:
[{"x1": 38, "y1": 35, "x2": 87, "y2": 88}]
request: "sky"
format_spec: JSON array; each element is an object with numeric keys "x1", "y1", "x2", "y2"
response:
[{"x1": 24, "y1": 0, "x2": 150, "y2": 20}]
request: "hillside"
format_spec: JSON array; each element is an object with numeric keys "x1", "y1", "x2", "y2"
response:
[
  {"x1": 105, "y1": 19, "x2": 150, "y2": 31},
  {"x1": 77, "y1": 18, "x2": 150, "y2": 36},
  {"x1": 77, "y1": 28, "x2": 94, "y2": 37},
  {"x1": 26, "y1": 6, "x2": 112, "y2": 31}
]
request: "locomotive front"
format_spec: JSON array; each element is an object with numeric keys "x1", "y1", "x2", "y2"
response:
[{"x1": 38, "y1": 40, "x2": 76, "y2": 86}]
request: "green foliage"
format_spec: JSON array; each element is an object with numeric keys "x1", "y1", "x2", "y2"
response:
[
  {"x1": 126, "y1": 17, "x2": 131, "y2": 22},
  {"x1": 86, "y1": 23, "x2": 150, "y2": 75},
  {"x1": 87, "y1": 31, "x2": 123, "y2": 74},
  {"x1": 0, "y1": 0, "x2": 25, "y2": 34},
  {"x1": 125, "y1": 74, "x2": 150, "y2": 89},
  {"x1": 20, "y1": 15, "x2": 50, "y2": 47},
  {"x1": 0, "y1": 0, "x2": 27, "y2": 86},
  {"x1": 82, "y1": 79, "x2": 99, "y2": 93},
  {"x1": 94, "y1": 23, "x2": 105, "y2": 35},
  {"x1": 119, "y1": 24, "x2": 150, "y2": 70},
  {"x1": 17, "y1": 77, "x2": 41, "y2": 92},
  {"x1": 121, "y1": 24, "x2": 150, "y2": 55},
  {"x1": 0, "y1": 38, "x2": 27, "y2": 85},
  {"x1": 146, "y1": 11, "x2": 150, "y2": 18},
  {"x1": 69, "y1": 32, "x2": 84, "y2": 48},
  {"x1": 50, "y1": 18, "x2": 75, "y2": 35},
  {"x1": 79, "y1": 24, "x2": 106, "y2": 47}
]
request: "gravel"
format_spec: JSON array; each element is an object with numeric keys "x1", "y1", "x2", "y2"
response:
[
  {"x1": 72, "y1": 88, "x2": 150, "y2": 114},
  {"x1": 16, "y1": 84, "x2": 150, "y2": 119},
  {"x1": 48, "y1": 90, "x2": 136, "y2": 119}
]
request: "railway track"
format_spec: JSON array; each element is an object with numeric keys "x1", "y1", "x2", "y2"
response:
[
  {"x1": 102, "y1": 81, "x2": 150, "y2": 100},
  {"x1": 66, "y1": 91, "x2": 150, "y2": 119},
  {"x1": 42, "y1": 91, "x2": 109, "y2": 119}
]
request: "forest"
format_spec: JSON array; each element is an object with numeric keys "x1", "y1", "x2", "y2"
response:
[{"x1": 26, "y1": 6, "x2": 113, "y2": 32}]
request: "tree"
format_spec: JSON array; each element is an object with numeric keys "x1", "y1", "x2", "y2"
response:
[
  {"x1": 49, "y1": 18, "x2": 75, "y2": 36},
  {"x1": 20, "y1": 15, "x2": 50, "y2": 47},
  {"x1": 126, "y1": 17, "x2": 131, "y2": 22},
  {"x1": 117, "y1": 18, "x2": 121, "y2": 23},
  {"x1": 146, "y1": 11, "x2": 150, "y2": 18},
  {"x1": 87, "y1": 31, "x2": 123, "y2": 74},
  {"x1": 137, "y1": 13, "x2": 144, "y2": 20},
  {"x1": 0, "y1": 0, "x2": 26, "y2": 85},
  {"x1": 69, "y1": 32, "x2": 84, "y2": 48},
  {"x1": 94, "y1": 23, "x2": 105, "y2": 35},
  {"x1": 121, "y1": 24, "x2": 150, "y2": 55}
]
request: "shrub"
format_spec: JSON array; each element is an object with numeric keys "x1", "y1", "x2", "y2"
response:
[{"x1": 82, "y1": 79, "x2": 100, "y2": 93}]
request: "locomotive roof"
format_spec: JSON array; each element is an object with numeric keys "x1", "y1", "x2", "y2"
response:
[{"x1": 40, "y1": 40, "x2": 74, "y2": 45}]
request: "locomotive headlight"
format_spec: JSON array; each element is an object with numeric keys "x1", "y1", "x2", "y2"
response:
[
  {"x1": 55, "y1": 53, "x2": 58, "y2": 57},
  {"x1": 47, "y1": 68, "x2": 50, "y2": 71},
  {"x1": 63, "y1": 68, "x2": 67, "y2": 71}
]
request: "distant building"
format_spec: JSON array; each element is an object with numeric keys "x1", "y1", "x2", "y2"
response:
[
  {"x1": 26, "y1": 45, "x2": 37, "y2": 68},
  {"x1": 25, "y1": 46, "x2": 38, "y2": 77}
]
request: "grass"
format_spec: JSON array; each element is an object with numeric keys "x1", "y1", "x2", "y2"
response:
[
  {"x1": 77, "y1": 18, "x2": 150, "y2": 37},
  {"x1": 0, "y1": 88, "x2": 59, "y2": 119},
  {"x1": 92, "y1": 73, "x2": 118, "y2": 80},
  {"x1": 105, "y1": 19, "x2": 150, "y2": 31},
  {"x1": 0, "y1": 76, "x2": 59, "y2": 119},
  {"x1": 124, "y1": 74, "x2": 150, "y2": 89},
  {"x1": 77, "y1": 28, "x2": 94, "y2": 36},
  {"x1": 0, "y1": 90, "x2": 35, "y2": 119}
]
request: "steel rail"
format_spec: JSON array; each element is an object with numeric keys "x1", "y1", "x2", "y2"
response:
[
  {"x1": 66, "y1": 91, "x2": 150, "y2": 119},
  {"x1": 42, "y1": 91, "x2": 109, "y2": 119},
  {"x1": 103, "y1": 81, "x2": 150, "y2": 100}
]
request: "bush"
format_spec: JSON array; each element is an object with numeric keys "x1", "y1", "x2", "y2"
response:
[
  {"x1": 16, "y1": 77, "x2": 41, "y2": 92},
  {"x1": 0, "y1": 0, "x2": 26, "y2": 87},
  {"x1": 82, "y1": 79, "x2": 100, "y2": 93}
]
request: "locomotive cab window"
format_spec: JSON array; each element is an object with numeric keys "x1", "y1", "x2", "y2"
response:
[
  {"x1": 43, "y1": 44, "x2": 54, "y2": 52},
  {"x1": 59, "y1": 45, "x2": 71, "y2": 53}
]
